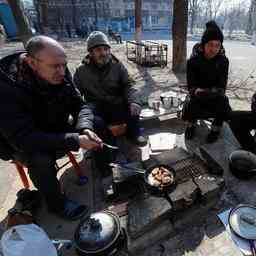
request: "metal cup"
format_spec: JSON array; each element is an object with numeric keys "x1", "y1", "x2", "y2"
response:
[
  {"x1": 172, "y1": 97, "x2": 179, "y2": 108},
  {"x1": 152, "y1": 100, "x2": 161, "y2": 111},
  {"x1": 162, "y1": 97, "x2": 172, "y2": 109}
]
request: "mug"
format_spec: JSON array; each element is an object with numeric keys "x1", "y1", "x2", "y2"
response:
[
  {"x1": 152, "y1": 100, "x2": 161, "y2": 111},
  {"x1": 162, "y1": 97, "x2": 172, "y2": 109}
]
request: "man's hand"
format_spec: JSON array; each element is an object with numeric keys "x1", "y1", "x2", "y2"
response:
[
  {"x1": 130, "y1": 103, "x2": 142, "y2": 116},
  {"x1": 79, "y1": 129, "x2": 103, "y2": 150},
  {"x1": 195, "y1": 88, "x2": 209, "y2": 97}
]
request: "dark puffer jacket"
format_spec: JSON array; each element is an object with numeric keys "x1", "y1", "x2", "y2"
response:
[
  {"x1": 187, "y1": 43, "x2": 229, "y2": 96},
  {"x1": 0, "y1": 52, "x2": 94, "y2": 159},
  {"x1": 73, "y1": 54, "x2": 141, "y2": 108}
]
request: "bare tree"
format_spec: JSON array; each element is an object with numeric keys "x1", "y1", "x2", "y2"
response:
[
  {"x1": 172, "y1": 0, "x2": 188, "y2": 73},
  {"x1": 8, "y1": 0, "x2": 33, "y2": 46},
  {"x1": 197, "y1": 0, "x2": 224, "y2": 24},
  {"x1": 252, "y1": 0, "x2": 256, "y2": 45},
  {"x1": 135, "y1": 0, "x2": 142, "y2": 42},
  {"x1": 188, "y1": 0, "x2": 199, "y2": 34},
  {"x1": 71, "y1": 0, "x2": 78, "y2": 30},
  {"x1": 246, "y1": 2, "x2": 254, "y2": 35},
  {"x1": 55, "y1": 6, "x2": 65, "y2": 38},
  {"x1": 221, "y1": 1, "x2": 250, "y2": 38},
  {"x1": 93, "y1": 0, "x2": 98, "y2": 30},
  {"x1": 40, "y1": 0, "x2": 49, "y2": 34}
]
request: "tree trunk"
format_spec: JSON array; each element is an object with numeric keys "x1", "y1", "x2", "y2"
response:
[
  {"x1": 246, "y1": 4, "x2": 253, "y2": 35},
  {"x1": 8, "y1": 0, "x2": 33, "y2": 46},
  {"x1": 71, "y1": 0, "x2": 78, "y2": 30},
  {"x1": 172, "y1": 0, "x2": 188, "y2": 73},
  {"x1": 190, "y1": 9, "x2": 196, "y2": 35},
  {"x1": 33, "y1": 0, "x2": 42, "y2": 33},
  {"x1": 135, "y1": 0, "x2": 142, "y2": 42},
  {"x1": 93, "y1": 0, "x2": 98, "y2": 30}
]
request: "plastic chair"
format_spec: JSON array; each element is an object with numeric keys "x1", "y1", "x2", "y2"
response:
[{"x1": 13, "y1": 152, "x2": 88, "y2": 189}]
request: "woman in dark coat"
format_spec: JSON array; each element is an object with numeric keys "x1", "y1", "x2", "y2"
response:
[{"x1": 182, "y1": 21, "x2": 232, "y2": 143}]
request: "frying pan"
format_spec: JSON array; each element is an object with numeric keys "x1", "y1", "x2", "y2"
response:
[
  {"x1": 229, "y1": 204, "x2": 256, "y2": 256},
  {"x1": 110, "y1": 163, "x2": 176, "y2": 194}
]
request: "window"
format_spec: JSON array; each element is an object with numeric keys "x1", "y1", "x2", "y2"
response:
[
  {"x1": 152, "y1": 16, "x2": 159, "y2": 25},
  {"x1": 115, "y1": 10, "x2": 121, "y2": 17}
]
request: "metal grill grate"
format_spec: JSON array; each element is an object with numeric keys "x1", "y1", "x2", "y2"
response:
[{"x1": 173, "y1": 157, "x2": 208, "y2": 183}]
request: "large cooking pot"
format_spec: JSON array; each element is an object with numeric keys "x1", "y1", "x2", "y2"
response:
[
  {"x1": 229, "y1": 150, "x2": 256, "y2": 179},
  {"x1": 74, "y1": 211, "x2": 127, "y2": 256}
]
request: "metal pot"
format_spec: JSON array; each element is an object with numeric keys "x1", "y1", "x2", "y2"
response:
[
  {"x1": 160, "y1": 92, "x2": 179, "y2": 109},
  {"x1": 74, "y1": 211, "x2": 127, "y2": 256},
  {"x1": 229, "y1": 150, "x2": 256, "y2": 179}
]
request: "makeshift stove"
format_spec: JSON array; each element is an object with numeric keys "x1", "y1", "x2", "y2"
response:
[{"x1": 105, "y1": 147, "x2": 225, "y2": 242}]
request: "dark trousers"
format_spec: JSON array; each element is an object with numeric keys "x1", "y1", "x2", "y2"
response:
[
  {"x1": 93, "y1": 103, "x2": 141, "y2": 139},
  {"x1": 229, "y1": 111, "x2": 256, "y2": 153},
  {"x1": 13, "y1": 151, "x2": 65, "y2": 212},
  {"x1": 182, "y1": 94, "x2": 231, "y2": 127},
  {"x1": 92, "y1": 104, "x2": 141, "y2": 175}
]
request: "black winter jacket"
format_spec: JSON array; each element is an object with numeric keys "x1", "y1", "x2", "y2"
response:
[
  {"x1": 0, "y1": 52, "x2": 94, "y2": 159},
  {"x1": 187, "y1": 44, "x2": 229, "y2": 96}
]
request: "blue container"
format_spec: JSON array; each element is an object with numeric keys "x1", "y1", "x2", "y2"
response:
[{"x1": 0, "y1": 3, "x2": 17, "y2": 38}]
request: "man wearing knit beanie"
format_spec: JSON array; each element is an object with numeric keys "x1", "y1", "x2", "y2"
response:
[
  {"x1": 182, "y1": 21, "x2": 232, "y2": 146},
  {"x1": 74, "y1": 31, "x2": 147, "y2": 176}
]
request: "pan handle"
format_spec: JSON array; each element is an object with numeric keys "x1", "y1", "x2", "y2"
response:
[{"x1": 249, "y1": 240, "x2": 256, "y2": 256}]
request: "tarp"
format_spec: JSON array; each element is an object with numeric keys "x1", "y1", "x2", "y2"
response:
[{"x1": 0, "y1": 3, "x2": 17, "y2": 38}]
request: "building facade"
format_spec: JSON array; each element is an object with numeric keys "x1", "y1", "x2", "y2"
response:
[{"x1": 34, "y1": 0, "x2": 172, "y2": 34}]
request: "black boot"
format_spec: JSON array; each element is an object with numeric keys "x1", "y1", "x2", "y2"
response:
[
  {"x1": 185, "y1": 125, "x2": 196, "y2": 140},
  {"x1": 206, "y1": 130, "x2": 220, "y2": 144}
]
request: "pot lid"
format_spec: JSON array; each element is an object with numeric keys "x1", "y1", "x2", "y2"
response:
[
  {"x1": 74, "y1": 211, "x2": 120, "y2": 253},
  {"x1": 160, "y1": 91, "x2": 177, "y2": 98},
  {"x1": 229, "y1": 205, "x2": 256, "y2": 240}
]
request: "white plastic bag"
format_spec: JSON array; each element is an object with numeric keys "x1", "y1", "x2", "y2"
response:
[{"x1": 1, "y1": 224, "x2": 57, "y2": 256}]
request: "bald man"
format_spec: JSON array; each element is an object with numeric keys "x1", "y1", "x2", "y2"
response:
[{"x1": 0, "y1": 36, "x2": 102, "y2": 221}]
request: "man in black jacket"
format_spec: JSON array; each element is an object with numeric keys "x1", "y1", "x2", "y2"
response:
[
  {"x1": 182, "y1": 21, "x2": 231, "y2": 143},
  {"x1": 0, "y1": 36, "x2": 102, "y2": 220}
]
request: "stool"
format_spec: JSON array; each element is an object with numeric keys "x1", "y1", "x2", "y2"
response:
[{"x1": 13, "y1": 152, "x2": 88, "y2": 189}]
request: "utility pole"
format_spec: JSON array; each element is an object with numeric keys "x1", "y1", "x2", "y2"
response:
[{"x1": 135, "y1": 0, "x2": 142, "y2": 42}]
